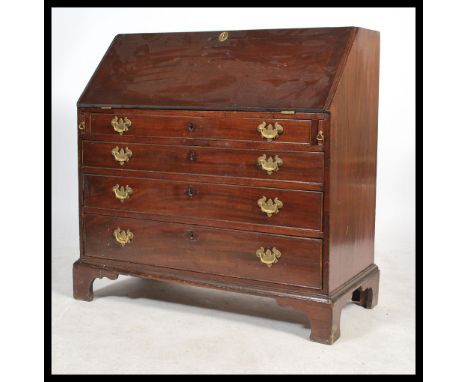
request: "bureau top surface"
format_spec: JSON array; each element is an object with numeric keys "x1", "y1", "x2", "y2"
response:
[{"x1": 78, "y1": 27, "x2": 360, "y2": 112}]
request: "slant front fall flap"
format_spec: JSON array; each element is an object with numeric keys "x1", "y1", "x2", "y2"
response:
[{"x1": 78, "y1": 27, "x2": 356, "y2": 112}]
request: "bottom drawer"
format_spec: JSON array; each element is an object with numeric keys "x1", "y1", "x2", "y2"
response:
[{"x1": 83, "y1": 214, "x2": 322, "y2": 289}]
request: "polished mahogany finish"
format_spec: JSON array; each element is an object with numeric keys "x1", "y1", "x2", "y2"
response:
[
  {"x1": 327, "y1": 28, "x2": 380, "y2": 291},
  {"x1": 89, "y1": 112, "x2": 317, "y2": 144},
  {"x1": 82, "y1": 141, "x2": 324, "y2": 184},
  {"x1": 78, "y1": 28, "x2": 355, "y2": 111},
  {"x1": 73, "y1": 27, "x2": 380, "y2": 344},
  {"x1": 83, "y1": 214, "x2": 323, "y2": 289},
  {"x1": 83, "y1": 174, "x2": 323, "y2": 232},
  {"x1": 79, "y1": 108, "x2": 326, "y2": 152}
]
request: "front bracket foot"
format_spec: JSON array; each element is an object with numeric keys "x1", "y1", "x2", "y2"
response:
[{"x1": 73, "y1": 260, "x2": 119, "y2": 301}]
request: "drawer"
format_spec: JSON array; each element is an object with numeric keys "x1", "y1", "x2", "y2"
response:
[
  {"x1": 83, "y1": 214, "x2": 322, "y2": 289},
  {"x1": 90, "y1": 113, "x2": 315, "y2": 144},
  {"x1": 83, "y1": 175, "x2": 323, "y2": 232},
  {"x1": 82, "y1": 141, "x2": 324, "y2": 184}
]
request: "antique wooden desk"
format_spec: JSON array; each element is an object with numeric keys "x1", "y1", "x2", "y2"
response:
[{"x1": 73, "y1": 27, "x2": 380, "y2": 344}]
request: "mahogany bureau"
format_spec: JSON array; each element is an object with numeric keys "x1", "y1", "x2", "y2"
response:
[{"x1": 73, "y1": 27, "x2": 380, "y2": 344}]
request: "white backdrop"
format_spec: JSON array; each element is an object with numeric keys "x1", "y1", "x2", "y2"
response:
[{"x1": 52, "y1": 7, "x2": 415, "y2": 258}]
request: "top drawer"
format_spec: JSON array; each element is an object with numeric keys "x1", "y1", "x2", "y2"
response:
[{"x1": 89, "y1": 113, "x2": 316, "y2": 145}]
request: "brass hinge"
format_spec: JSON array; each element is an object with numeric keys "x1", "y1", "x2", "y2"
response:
[{"x1": 280, "y1": 110, "x2": 295, "y2": 115}]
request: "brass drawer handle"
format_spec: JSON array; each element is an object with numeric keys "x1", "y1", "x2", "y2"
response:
[
  {"x1": 111, "y1": 116, "x2": 132, "y2": 135},
  {"x1": 316, "y1": 130, "x2": 324, "y2": 145},
  {"x1": 113, "y1": 227, "x2": 134, "y2": 246},
  {"x1": 257, "y1": 196, "x2": 283, "y2": 217},
  {"x1": 257, "y1": 154, "x2": 283, "y2": 175},
  {"x1": 112, "y1": 184, "x2": 133, "y2": 202},
  {"x1": 111, "y1": 146, "x2": 132, "y2": 165},
  {"x1": 256, "y1": 247, "x2": 281, "y2": 267},
  {"x1": 257, "y1": 121, "x2": 283, "y2": 141}
]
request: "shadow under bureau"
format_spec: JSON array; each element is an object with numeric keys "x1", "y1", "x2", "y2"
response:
[{"x1": 73, "y1": 27, "x2": 380, "y2": 344}]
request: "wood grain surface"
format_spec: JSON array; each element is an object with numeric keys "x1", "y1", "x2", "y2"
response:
[
  {"x1": 83, "y1": 174, "x2": 323, "y2": 232},
  {"x1": 83, "y1": 214, "x2": 323, "y2": 289},
  {"x1": 82, "y1": 141, "x2": 324, "y2": 184},
  {"x1": 78, "y1": 28, "x2": 355, "y2": 111},
  {"x1": 74, "y1": 27, "x2": 381, "y2": 344}
]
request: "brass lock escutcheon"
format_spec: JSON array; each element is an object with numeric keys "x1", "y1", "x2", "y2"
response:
[
  {"x1": 257, "y1": 196, "x2": 283, "y2": 217},
  {"x1": 218, "y1": 31, "x2": 229, "y2": 42},
  {"x1": 257, "y1": 154, "x2": 283, "y2": 175},
  {"x1": 111, "y1": 116, "x2": 132, "y2": 135},
  {"x1": 316, "y1": 130, "x2": 324, "y2": 145},
  {"x1": 111, "y1": 146, "x2": 132, "y2": 165},
  {"x1": 257, "y1": 121, "x2": 284, "y2": 141},
  {"x1": 113, "y1": 227, "x2": 134, "y2": 246},
  {"x1": 112, "y1": 184, "x2": 133, "y2": 202},
  {"x1": 256, "y1": 247, "x2": 281, "y2": 268}
]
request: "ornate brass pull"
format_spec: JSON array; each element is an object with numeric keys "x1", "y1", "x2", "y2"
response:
[
  {"x1": 111, "y1": 116, "x2": 132, "y2": 135},
  {"x1": 112, "y1": 184, "x2": 133, "y2": 202},
  {"x1": 113, "y1": 227, "x2": 134, "y2": 246},
  {"x1": 257, "y1": 154, "x2": 283, "y2": 175},
  {"x1": 111, "y1": 146, "x2": 132, "y2": 165},
  {"x1": 316, "y1": 130, "x2": 324, "y2": 145},
  {"x1": 257, "y1": 196, "x2": 283, "y2": 217},
  {"x1": 257, "y1": 121, "x2": 284, "y2": 141},
  {"x1": 78, "y1": 121, "x2": 85, "y2": 130},
  {"x1": 256, "y1": 247, "x2": 281, "y2": 267}
]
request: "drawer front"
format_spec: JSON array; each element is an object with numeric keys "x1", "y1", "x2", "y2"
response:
[
  {"x1": 83, "y1": 214, "x2": 322, "y2": 289},
  {"x1": 90, "y1": 113, "x2": 313, "y2": 144},
  {"x1": 84, "y1": 175, "x2": 323, "y2": 231},
  {"x1": 82, "y1": 141, "x2": 324, "y2": 184}
]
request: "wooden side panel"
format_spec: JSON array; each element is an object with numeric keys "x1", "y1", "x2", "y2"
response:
[{"x1": 327, "y1": 28, "x2": 380, "y2": 292}]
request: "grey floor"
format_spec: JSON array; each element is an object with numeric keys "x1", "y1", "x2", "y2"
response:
[{"x1": 52, "y1": 243, "x2": 415, "y2": 374}]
